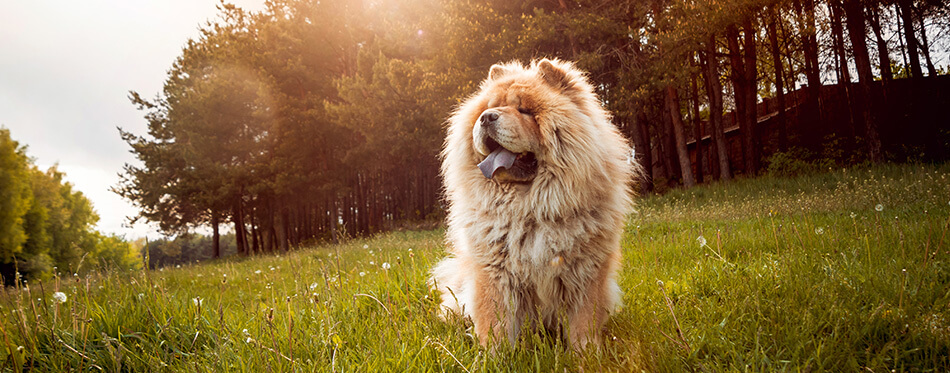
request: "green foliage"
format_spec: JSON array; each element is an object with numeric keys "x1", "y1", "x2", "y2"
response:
[
  {"x1": 0, "y1": 128, "x2": 33, "y2": 264},
  {"x1": 3, "y1": 163, "x2": 949, "y2": 370},
  {"x1": 87, "y1": 233, "x2": 142, "y2": 272},
  {"x1": 0, "y1": 128, "x2": 136, "y2": 281},
  {"x1": 765, "y1": 146, "x2": 835, "y2": 176}
]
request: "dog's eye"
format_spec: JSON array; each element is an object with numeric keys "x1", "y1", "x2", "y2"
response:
[{"x1": 517, "y1": 107, "x2": 532, "y2": 116}]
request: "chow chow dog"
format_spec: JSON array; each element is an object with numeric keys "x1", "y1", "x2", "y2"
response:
[{"x1": 430, "y1": 58, "x2": 636, "y2": 350}]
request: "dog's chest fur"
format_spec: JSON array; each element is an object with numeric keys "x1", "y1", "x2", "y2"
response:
[{"x1": 464, "y1": 184, "x2": 611, "y2": 313}]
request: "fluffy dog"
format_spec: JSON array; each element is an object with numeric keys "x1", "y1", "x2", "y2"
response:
[{"x1": 430, "y1": 59, "x2": 636, "y2": 350}]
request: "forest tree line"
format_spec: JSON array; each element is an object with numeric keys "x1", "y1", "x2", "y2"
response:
[
  {"x1": 0, "y1": 129, "x2": 141, "y2": 282},
  {"x1": 117, "y1": 0, "x2": 950, "y2": 256}
]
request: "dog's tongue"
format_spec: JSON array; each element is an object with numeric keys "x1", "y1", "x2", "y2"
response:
[{"x1": 477, "y1": 148, "x2": 517, "y2": 179}]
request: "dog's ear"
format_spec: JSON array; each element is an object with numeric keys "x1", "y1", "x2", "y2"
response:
[
  {"x1": 537, "y1": 58, "x2": 574, "y2": 90},
  {"x1": 488, "y1": 64, "x2": 511, "y2": 81}
]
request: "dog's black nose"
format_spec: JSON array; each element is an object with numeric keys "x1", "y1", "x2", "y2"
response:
[{"x1": 479, "y1": 111, "x2": 499, "y2": 127}]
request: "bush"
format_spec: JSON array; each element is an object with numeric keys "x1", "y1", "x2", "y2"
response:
[{"x1": 765, "y1": 147, "x2": 835, "y2": 177}]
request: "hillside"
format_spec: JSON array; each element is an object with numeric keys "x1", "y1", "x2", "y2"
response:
[{"x1": 2, "y1": 163, "x2": 949, "y2": 371}]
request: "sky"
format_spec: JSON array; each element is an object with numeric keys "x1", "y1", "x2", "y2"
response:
[{"x1": 0, "y1": 1, "x2": 266, "y2": 239}]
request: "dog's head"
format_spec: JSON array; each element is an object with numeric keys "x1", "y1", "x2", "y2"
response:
[
  {"x1": 443, "y1": 58, "x2": 634, "y2": 217},
  {"x1": 454, "y1": 58, "x2": 607, "y2": 184}
]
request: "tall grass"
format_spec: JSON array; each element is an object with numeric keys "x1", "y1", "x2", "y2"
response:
[{"x1": 1, "y1": 163, "x2": 948, "y2": 371}]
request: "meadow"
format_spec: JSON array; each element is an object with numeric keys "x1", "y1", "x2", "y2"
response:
[{"x1": 2, "y1": 163, "x2": 949, "y2": 371}]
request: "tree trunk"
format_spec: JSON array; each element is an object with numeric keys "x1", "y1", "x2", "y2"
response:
[
  {"x1": 768, "y1": 7, "x2": 789, "y2": 152},
  {"x1": 627, "y1": 108, "x2": 654, "y2": 193},
  {"x1": 659, "y1": 98, "x2": 680, "y2": 185},
  {"x1": 830, "y1": 0, "x2": 857, "y2": 136},
  {"x1": 915, "y1": 7, "x2": 937, "y2": 77},
  {"x1": 798, "y1": 0, "x2": 821, "y2": 89},
  {"x1": 701, "y1": 34, "x2": 731, "y2": 181},
  {"x1": 665, "y1": 86, "x2": 695, "y2": 187},
  {"x1": 211, "y1": 209, "x2": 220, "y2": 258},
  {"x1": 629, "y1": 104, "x2": 653, "y2": 194},
  {"x1": 690, "y1": 71, "x2": 704, "y2": 183},
  {"x1": 897, "y1": 0, "x2": 923, "y2": 78},
  {"x1": 844, "y1": 0, "x2": 883, "y2": 162},
  {"x1": 867, "y1": 4, "x2": 893, "y2": 81},
  {"x1": 233, "y1": 200, "x2": 247, "y2": 256},
  {"x1": 830, "y1": 0, "x2": 852, "y2": 84},
  {"x1": 742, "y1": 17, "x2": 759, "y2": 175},
  {"x1": 727, "y1": 24, "x2": 755, "y2": 175}
]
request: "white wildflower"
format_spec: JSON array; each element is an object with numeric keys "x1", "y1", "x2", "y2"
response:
[
  {"x1": 176, "y1": 265, "x2": 181, "y2": 268},
  {"x1": 52, "y1": 292, "x2": 67, "y2": 304},
  {"x1": 697, "y1": 236, "x2": 707, "y2": 247},
  {"x1": 363, "y1": 244, "x2": 369, "y2": 249},
  {"x1": 359, "y1": 272, "x2": 366, "y2": 277},
  {"x1": 875, "y1": 204, "x2": 884, "y2": 212},
  {"x1": 369, "y1": 261, "x2": 375, "y2": 265},
  {"x1": 382, "y1": 262, "x2": 391, "y2": 270},
  {"x1": 815, "y1": 227, "x2": 824, "y2": 235},
  {"x1": 246, "y1": 337, "x2": 255, "y2": 344},
  {"x1": 192, "y1": 297, "x2": 202, "y2": 307},
  {"x1": 254, "y1": 270, "x2": 262, "y2": 274},
  {"x1": 309, "y1": 282, "x2": 319, "y2": 290},
  {"x1": 850, "y1": 212, "x2": 857, "y2": 218},
  {"x1": 242, "y1": 329, "x2": 249, "y2": 335},
  {"x1": 137, "y1": 293, "x2": 145, "y2": 300}
]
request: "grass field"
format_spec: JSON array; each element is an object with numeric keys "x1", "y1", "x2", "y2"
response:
[{"x1": 2, "y1": 163, "x2": 949, "y2": 371}]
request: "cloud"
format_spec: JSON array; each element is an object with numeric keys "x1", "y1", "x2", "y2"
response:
[{"x1": 0, "y1": 0, "x2": 265, "y2": 238}]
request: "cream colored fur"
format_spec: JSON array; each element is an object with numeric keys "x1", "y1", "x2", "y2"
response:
[{"x1": 430, "y1": 59, "x2": 636, "y2": 350}]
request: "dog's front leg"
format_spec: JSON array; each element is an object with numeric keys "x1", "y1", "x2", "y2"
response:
[
  {"x1": 566, "y1": 262, "x2": 614, "y2": 350},
  {"x1": 471, "y1": 265, "x2": 523, "y2": 347}
]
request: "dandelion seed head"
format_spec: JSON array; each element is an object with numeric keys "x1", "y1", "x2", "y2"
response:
[
  {"x1": 697, "y1": 236, "x2": 707, "y2": 247},
  {"x1": 52, "y1": 292, "x2": 67, "y2": 304},
  {"x1": 382, "y1": 262, "x2": 391, "y2": 270}
]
